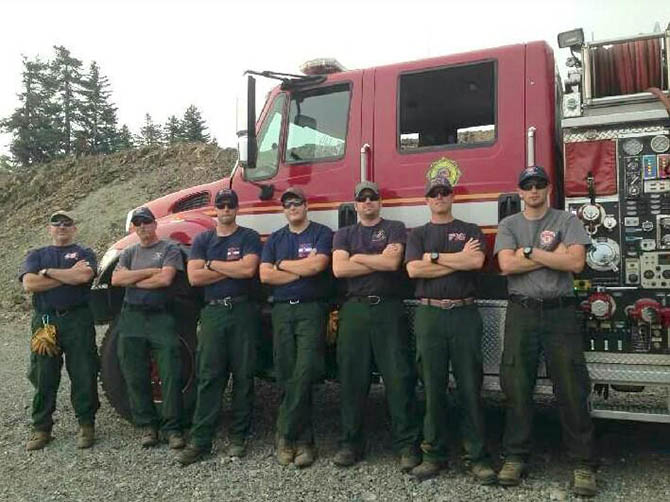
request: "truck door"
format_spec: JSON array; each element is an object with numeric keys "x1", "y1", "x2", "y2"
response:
[
  {"x1": 371, "y1": 45, "x2": 527, "y2": 232},
  {"x1": 235, "y1": 71, "x2": 363, "y2": 234}
]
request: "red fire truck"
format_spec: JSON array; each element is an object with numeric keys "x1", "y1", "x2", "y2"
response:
[{"x1": 92, "y1": 24, "x2": 670, "y2": 423}]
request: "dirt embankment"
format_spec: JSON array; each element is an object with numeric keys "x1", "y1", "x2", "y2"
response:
[{"x1": 0, "y1": 143, "x2": 237, "y2": 313}]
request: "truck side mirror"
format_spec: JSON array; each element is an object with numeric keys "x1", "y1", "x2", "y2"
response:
[{"x1": 237, "y1": 75, "x2": 257, "y2": 169}]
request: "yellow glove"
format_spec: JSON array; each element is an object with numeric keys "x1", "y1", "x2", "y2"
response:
[
  {"x1": 31, "y1": 316, "x2": 60, "y2": 357},
  {"x1": 326, "y1": 309, "x2": 339, "y2": 345}
]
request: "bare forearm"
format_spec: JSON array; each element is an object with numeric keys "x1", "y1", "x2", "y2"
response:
[
  {"x1": 135, "y1": 274, "x2": 173, "y2": 289},
  {"x1": 112, "y1": 268, "x2": 158, "y2": 286},
  {"x1": 499, "y1": 256, "x2": 543, "y2": 275},
  {"x1": 530, "y1": 248, "x2": 584, "y2": 273},
  {"x1": 260, "y1": 266, "x2": 299, "y2": 285},
  {"x1": 280, "y1": 256, "x2": 328, "y2": 277},
  {"x1": 188, "y1": 268, "x2": 225, "y2": 286},
  {"x1": 333, "y1": 259, "x2": 373, "y2": 278},
  {"x1": 351, "y1": 254, "x2": 401, "y2": 272},
  {"x1": 406, "y1": 261, "x2": 455, "y2": 278},
  {"x1": 210, "y1": 260, "x2": 257, "y2": 279},
  {"x1": 437, "y1": 252, "x2": 484, "y2": 271},
  {"x1": 46, "y1": 267, "x2": 94, "y2": 285},
  {"x1": 22, "y1": 274, "x2": 61, "y2": 293}
]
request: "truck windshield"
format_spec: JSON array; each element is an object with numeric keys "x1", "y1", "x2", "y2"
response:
[
  {"x1": 246, "y1": 94, "x2": 286, "y2": 181},
  {"x1": 285, "y1": 83, "x2": 350, "y2": 163}
]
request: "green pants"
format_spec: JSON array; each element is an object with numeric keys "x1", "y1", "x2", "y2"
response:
[
  {"x1": 501, "y1": 301, "x2": 595, "y2": 465},
  {"x1": 189, "y1": 301, "x2": 260, "y2": 449},
  {"x1": 414, "y1": 304, "x2": 487, "y2": 462},
  {"x1": 337, "y1": 298, "x2": 419, "y2": 452},
  {"x1": 117, "y1": 308, "x2": 183, "y2": 432},
  {"x1": 28, "y1": 306, "x2": 100, "y2": 431},
  {"x1": 272, "y1": 301, "x2": 326, "y2": 443}
]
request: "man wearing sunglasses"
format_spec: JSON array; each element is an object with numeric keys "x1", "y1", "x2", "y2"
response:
[
  {"x1": 178, "y1": 189, "x2": 262, "y2": 465},
  {"x1": 111, "y1": 206, "x2": 186, "y2": 450},
  {"x1": 260, "y1": 187, "x2": 333, "y2": 468},
  {"x1": 494, "y1": 166, "x2": 596, "y2": 497},
  {"x1": 331, "y1": 181, "x2": 420, "y2": 471},
  {"x1": 405, "y1": 175, "x2": 495, "y2": 484},
  {"x1": 19, "y1": 210, "x2": 99, "y2": 451}
]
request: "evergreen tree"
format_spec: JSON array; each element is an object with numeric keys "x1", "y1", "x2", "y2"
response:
[
  {"x1": 50, "y1": 45, "x2": 84, "y2": 155},
  {"x1": 77, "y1": 61, "x2": 119, "y2": 154},
  {"x1": 163, "y1": 115, "x2": 183, "y2": 145},
  {"x1": 116, "y1": 124, "x2": 135, "y2": 150},
  {"x1": 139, "y1": 113, "x2": 163, "y2": 146},
  {"x1": 181, "y1": 105, "x2": 210, "y2": 142}
]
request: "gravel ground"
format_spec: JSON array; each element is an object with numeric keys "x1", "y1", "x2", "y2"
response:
[{"x1": 2, "y1": 316, "x2": 670, "y2": 502}]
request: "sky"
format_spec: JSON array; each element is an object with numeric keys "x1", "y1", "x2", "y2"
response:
[{"x1": 1, "y1": 0, "x2": 668, "y2": 156}]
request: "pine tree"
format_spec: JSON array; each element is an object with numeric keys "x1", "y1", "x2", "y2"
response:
[
  {"x1": 163, "y1": 115, "x2": 183, "y2": 145},
  {"x1": 181, "y1": 105, "x2": 210, "y2": 142},
  {"x1": 139, "y1": 113, "x2": 163, "y2": 146},
  {"x1": 77, "y1": 61, "x2": 119, "y2": 154},
  {"x1": 115, "y1": 124, "x2": 135, "y2": 150},
  {"x1": 50, "y1": 45, "x2": 84, "y2": 155}
]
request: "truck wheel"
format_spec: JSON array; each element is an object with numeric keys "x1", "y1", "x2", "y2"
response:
[{"x1": 100, "y1": 302, "x2": 199, "y2": 424}]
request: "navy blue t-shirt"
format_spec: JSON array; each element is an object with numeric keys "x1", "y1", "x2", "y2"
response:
[
  {"x1": 333, "y1": 219, "x2": 407, "y2": 297},
  {"x1": 261, "y1": 221, "x2": 333, "y2": 302},
  {"x1": 19, "y1": 244, "x2": 97, "y2": 312},
  {"x1": 189, "y1": 226, "x2": 262, "y2": 301}
]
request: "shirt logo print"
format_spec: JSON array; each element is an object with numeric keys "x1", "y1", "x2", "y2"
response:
[
  {"x1": 371, "y1": 229, "x2": 386, "y2": 242},
  {"x1": 448, "y1": 232, "x2": 466, "y2": 241},
  {"x1": 64, "y1": 252, "x2": 79, "y2": 260},
  {"x1": 540, "y1": 230, "x2": 557, "y2": 247},
  {"x1": 227, "y1": 247, "x2": 241, "y2": 260},
  {"x1": 298, "y1": 243, "x2": 314, "y2": 258}
]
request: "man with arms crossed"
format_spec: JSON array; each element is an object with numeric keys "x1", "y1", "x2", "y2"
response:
[
  {"x1": 178, "y1": 189, "x2": 262, "y2": 465},
  {"x1": 405, "y1": 175, "x2": 495, "y2": 483},
  {"x1": 260, "y1": 187, "x2": 333, "y2": 468},
  {"x1": 332, "y1": 181, "x2": 421, "y2": 471},
  {"x1": 111, "y1": 207, "x2": 185, "y2": 449},
  {"x1": 494, "y1": 165, "x2": 596, "y2": 497}
]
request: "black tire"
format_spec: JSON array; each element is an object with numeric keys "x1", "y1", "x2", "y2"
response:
[{"x1": 100, "y1": 300, "x2": 199, "y2": 424}]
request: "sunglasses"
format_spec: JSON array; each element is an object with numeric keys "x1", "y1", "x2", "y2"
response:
[
  {"x1": 428, "y1": 188, "x2": 453, "y2": 198},
  {"x1": 282, "y1": 199, "x2": 305, "y2": 209},
  {"x1": 50, "y1": 220, "x2": 74, "y2": 228},
  {"x1": 520, "y1": 180, "x2": 549, "y2": 191},
  {"x1": 132, "y1": 218, "x2": 154, "y2": 226},
  {"x1": 355, "y1": 193, "x2": 380, "y2": 203},
  {"x1": 215, "y1": 202, "x2": 238, "y2": 210}
]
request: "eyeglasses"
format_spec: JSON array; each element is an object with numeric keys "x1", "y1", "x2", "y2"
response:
[
  {"x1": 520, "y1": 180, "x2": 549, "y2": 191},
  {"x1": 132, "y1": 218, "x2": 154, "y2": 226},
  {"x1": 355, "y1": 193, "x2": 380, "y2": 202},
  {"x1": 428, "y1": 188, "x2": 453, "y2": 198},
  {"x1": 215, "y1": 203, "x2": 238, "y2": 210},
  {"x1": 50, "y1": 220, "x2": 74, "y2": 228},
  {"x1": 282, "y1": 199, "x2": 305, "y2": 209}
]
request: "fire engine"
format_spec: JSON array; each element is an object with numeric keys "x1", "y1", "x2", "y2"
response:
[{"x1": 91, "y1": 24, "x2": 670, "y2": 423}]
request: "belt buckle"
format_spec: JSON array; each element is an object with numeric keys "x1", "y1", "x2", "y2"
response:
[
  {"x1": 368, "y1": 295, "x2": 381, "y2": 306},
  {"x1": 441, "y1": 299, "x2": 456, "y2": 310},
  {"x1": 289, "y1": 299, "x2": 300, "y2": 305},
  {"x1": 223, "y1": 297, "x2": 233, "y2": 308}
]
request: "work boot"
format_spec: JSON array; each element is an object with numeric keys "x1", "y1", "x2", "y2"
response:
[
  {"x1": 410, "y1": 460, "x2": 448, "y2": 481},
  {"x1": 572, "y1": 467, "x2": 597, "y2": 497},
  {"x1": 333, "y1": 445, "x2": 361, "y2": 467},
  {"x1": 276, "y1": 436, "x2": 295, "y2": 466},
  {"x1": 399, "y1": 445, "x2": 422, "y2": 473},
  {"x1": 497, "y1": 459, "x2": 526, "y2": 486},
  {"x1": 294, "y1": 443, "x2": 316, "y2": 468},
  {"x1": 76, "y1": 424, "x2": 95, "y2": 449},
  {"x1": 140, "y1": 426, "x2": 159, "y2": 448},
  {"x1": 167, "y1": 431, "x2": 185, "y2": 450},
  {"x1": 26, "y1": 430, "x2": 52, "y2": 451},
  {"x1": 227, "y1": 440, "x2": 247, "y2": 458},
  {"x1": 470, "y1": 461, "x2": 497, "y2": 485},
  {"x1": 178, "y1": 443, "x2": 208, "y2": 466}
]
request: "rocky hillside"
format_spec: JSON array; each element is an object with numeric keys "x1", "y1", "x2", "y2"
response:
[{"x1": 0, "y1": 143, "x2": 237, "y2": 312}]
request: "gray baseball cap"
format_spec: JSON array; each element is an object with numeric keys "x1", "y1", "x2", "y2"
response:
[
  {"x1": 354, "y1": 181, "x2": 380, "y2": 197},
  {"x1": 49, "y1": 210, "x2": 75, "y2": 224},
  {"x1": 280, "y1": 186, "x2": 306, "y2": 202}
]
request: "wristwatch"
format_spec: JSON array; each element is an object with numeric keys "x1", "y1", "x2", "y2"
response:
[
  {"x1": 39, "y1": 268, "x2": 49, "y2": 277},
  {"x1": 430, "y1": 252, "x2": 439, "y2": 263},
  {"x1": 205, "y1": 260, "x2": 213, "y2": 271},
  {"x1": 275, "y1": 260, "x2": 283, "y2": 271},
  {"x1": 523, "y1": 247, "x2": 533, "y2": 259}
]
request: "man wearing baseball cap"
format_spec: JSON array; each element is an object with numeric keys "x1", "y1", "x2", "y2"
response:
[
  {"x1": 112, "y1": 206, "x2": 186, "y2": 450},
  {"x1": 19, "y1": 210, "x2": 99, "y2": 450},
  {"x1": 260, "y1": 187, "x2": 333, "y2": 468},
  {"x1": 331, "y1": 180, "x2": 420, "y2": 470},
  {"x1": 178, "y1": 189, "x2": 262, "y2": 465},
  {"x1": 494, "y1": 166, "x2": 596, "y2": 496},
  {"x1": 405, "y1": 174, "x2": 494, "y2": 483}
]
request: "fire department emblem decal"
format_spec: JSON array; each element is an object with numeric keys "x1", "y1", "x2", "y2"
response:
[
  {"x1": 540, "y1": 230, "x2": 557, "y2": 248},
  {"x1": 227, "y1": 247, "x2": 241, "y2": 260},
  {"x1": 448, "y1": 232, "x2": 466, "y2": 242},
  {"x1": 64, "y1": 252, "x2": 78, "y2": 260},
  {"x1": 371, "y1": 229, "x2": 386, "y2": 242},
  {"x1": 425, "y1": 157, "x2": 462, "y2": 187}
]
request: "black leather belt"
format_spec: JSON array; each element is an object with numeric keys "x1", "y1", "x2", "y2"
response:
[
  {"x1": 275, "y1": 298, "x2": 320, "y2": 305},
  {"x1": 42, "y1": 303, "x2": 88, "y2": 317},
  {"x1": 208, "y1": 296, "x2": 248, "y2": 308},
  {"x1": 347, "y1": 295, "x2": 391, "y2": 305},
  {"x1": 509, "y1": 294, "x2": 577, "y2": 309},
  {"x1": 420, "y1": 297, "x2": 475, "y2": 310},
  {"x1": 124, "y1": 303, "x2": 168, "y2": 313}
]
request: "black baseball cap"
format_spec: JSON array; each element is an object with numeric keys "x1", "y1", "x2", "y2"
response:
[
  {"x1": 130, "y1": 206, "x2": 156, "y2": 224},
  {"x1": 518, "y1": 165, "x2": 549, "y2": 187},
  {"x1": 425, "y1": 174, "x2": 453, "y2": 196},
  {"x1": 214, "y1": 189, "x2": 239, "y2": 208},
  {"x1": 281, "y1": 186, "x2": 306, "y2": 203}
]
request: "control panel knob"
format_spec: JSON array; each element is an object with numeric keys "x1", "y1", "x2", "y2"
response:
[
  {"x1": 602, "y1": 215, "x2": 617, "y2": 230},
  {"x1": 662, "y1": 270, "x2": 670, "y2": 279},
  {"x1": 586, "y1": 238, "x2": 620, "y2": 272},
  {"x1": 642, "y1": 220, "x2": 654, "y2": 232},
  {"x1": 580, "y1": 204, "x2": 602, "y2": 222},
  {"x1": 590, "y1": 299, "x2": 610, "y2": 318},
  {"x1": 628, "y1": 273, "x2": 639, "y2": 282},
  {"x1": 643, "y1": 270, "x2": 655, "y2": 279}
]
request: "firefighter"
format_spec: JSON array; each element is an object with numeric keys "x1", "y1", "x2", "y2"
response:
[
  {"x1": 19, "y1": 210, "x2": 99, "y2": 451},
  {"x1": 178, "y1": 189, "x2": 262, "y2": 465},
  {"x1": 111, "y1": 206, "x2": 185, "y2": 449},
  {"x1": 494, "y1": 165, "x2": 597, "y2": 497},
  {"x1": 331, "y1": 180, "x2": 421, "y2": 470},
  {"x1": 405, "y1": 175, "x2": 495, "y2": 483},
  {"x1": 260, "y1": 187, "x2": 333, "y2": 468}
]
